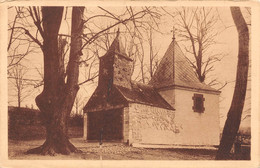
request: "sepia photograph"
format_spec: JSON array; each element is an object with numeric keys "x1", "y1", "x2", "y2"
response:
[{"x1": 0, "y1": 1, "x2": 259, "y2": 167}]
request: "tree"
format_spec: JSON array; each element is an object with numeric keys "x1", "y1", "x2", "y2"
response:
[
  {"x1": 216, "y1": 7, "x2": 249, "y2": 160},
  {"x1": 148, "y1": 27, "x2": 159, "y2": 79},
  {"x1": 163, "y1": 7, "x2": 224, "y2": 86},
  {"x1": 8, "y1": 7, "x2": 44, "y2": 107},
  {"x1": 8, "y1": 6, "x2": 160, "y2": 155},
  {"x1": 8, "y1": 7, "x2": 41, "y2": 70},
  {"x1": 25, "y1": 7, "x2": 83, "y2": 155},
  {"x1": 8, "y1": 64, "x2": 29, "y2": 108}
]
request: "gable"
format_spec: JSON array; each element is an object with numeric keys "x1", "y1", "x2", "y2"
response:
[{"x1": 83, "y1": 85, "x2": 128, "y2": 112}]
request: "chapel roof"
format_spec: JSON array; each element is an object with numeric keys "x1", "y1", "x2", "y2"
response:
[
  {"x1": 83, "y1": 82, "x2": 174, "y2": 112},
  {"x1": 150, "y1": 40, "x2": 220, "y2": 93},
  {"x1": 115, "y1": 82, "x2": 174, "y2": 110}
]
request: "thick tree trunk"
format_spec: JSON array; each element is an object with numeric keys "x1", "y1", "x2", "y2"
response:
[
  {"x1": 216, "y1": 7, "x2": 249, "y2": 160},
  {"x1": 27, "y1": 7, "x2": 84, "y2": 155}
]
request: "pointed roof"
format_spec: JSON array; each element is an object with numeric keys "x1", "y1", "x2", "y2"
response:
[
  {"x1": 102, "y1": 30, "x2": 132, "y2": 61},
  {"x1": 150, "y1": 40, "x2": 219, "y2": 93}
]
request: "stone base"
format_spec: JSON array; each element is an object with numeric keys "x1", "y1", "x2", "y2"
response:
[{"x1": 132, "y1": 143, "x2": 218, "y2": 150}]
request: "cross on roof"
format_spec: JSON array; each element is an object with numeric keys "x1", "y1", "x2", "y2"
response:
[
  {"x1": 116, "y1": 28, "x2": 120, "y2": 37},
  {"x1": 171, "y1": 26, "x2": 176, "y2": 41}
]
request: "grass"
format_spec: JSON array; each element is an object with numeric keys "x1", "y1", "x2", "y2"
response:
[
  {"x1": 8, "y1": 124, "x2": 250, "y2": 160},
  {"x1": 7, "y1": 107, "x2": 250, "y2": 160},
  {"x1": 8, "y1": 120, "x2": 217, "y2": 160},
  {"x1": 8, "y1": 138, "x2": 218, "y2": 160}
]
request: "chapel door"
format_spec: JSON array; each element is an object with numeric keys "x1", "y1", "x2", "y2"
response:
[{"x1": 87, "y1": 108, "x2": 123, "y2": 141}]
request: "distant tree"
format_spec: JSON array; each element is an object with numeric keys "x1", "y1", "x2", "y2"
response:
[
  {"x1": 137, "y1": 27, "x2": 160, "y2": 83},
  {"x1": 216, "y1": 7, "x2": 249, "y2": 160},
  {"x1": 8, "y1": 7, "x2": 43, "y2": 105},
  {"x1": 148, "y1": 27, "x2": 159, "y2": 79},
  {"x1": 164, "y1": 7, "x2": 225, "y2": 87},
  {"x1": 8, "y1": 64, "x2": 30, "y2": 108},
  {"x1": 82, "y1": 22, "x2": 161, "y2": 84}
]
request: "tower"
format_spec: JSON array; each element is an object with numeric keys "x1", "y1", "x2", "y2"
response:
[{"x1": 98, "y1": 30, "x2": 133, "y2": 90}]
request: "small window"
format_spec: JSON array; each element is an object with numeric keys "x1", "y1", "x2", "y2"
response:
[{"x1": 192, "y1": 94, "x2": 205, "y2": 113}]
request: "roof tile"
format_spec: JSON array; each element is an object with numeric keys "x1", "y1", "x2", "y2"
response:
[{"x1": 150, "y1": 40, "x2": 219, "y2": 93}]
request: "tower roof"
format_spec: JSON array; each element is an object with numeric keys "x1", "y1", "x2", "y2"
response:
[
  {"x1": 101, "y1": 31, "x2": 132, "y2": 61},
  {"x1": 150, "y1": 40, "x2": 219, "y2": 93}
]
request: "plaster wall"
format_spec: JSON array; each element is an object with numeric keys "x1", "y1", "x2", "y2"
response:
[
  {"x1": 128, "y1": 89, "x2": 220, "y2": 146},
  {"x1": 164, "y1": 88, "x2": 220, "y2": 146}
]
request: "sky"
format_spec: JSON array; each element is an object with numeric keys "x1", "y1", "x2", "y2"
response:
[{"x1": 7, "y1": 6, "x2": 251, "y2": 127}]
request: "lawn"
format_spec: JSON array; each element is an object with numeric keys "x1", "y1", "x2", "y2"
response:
[
  {"x1": 8, "y1": 138, "x2": 218, "y2": 160},
  {"x1": 8, "y1": 120, "x2": 218, "y2": 160},
  {"x1": 7, "y1": 108, "x2": 250, "y2": 160}
]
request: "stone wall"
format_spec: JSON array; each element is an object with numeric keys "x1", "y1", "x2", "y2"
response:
[
  {"x1": 123, "y1": 107, "x2": 129, "y2": 143},
  {"x1": 113, "y1": 54, "x2": 132, "y2": 89},
  {"x1": 128, "y1": 103, "x2": 177, "y2": 144}
]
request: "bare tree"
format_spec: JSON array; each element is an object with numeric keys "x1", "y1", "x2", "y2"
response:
[
  {"x1": 136, "y1": 38, "x2": 147, "y2": 83},
  {"x1": 25, "y1": 7, "x2": 83, "y2": 155},
  {"x1": 148, "y1": 27, "x2": 159, "y2": 79},
  {"x1": 163, "y1": 7, "x2": 225, "y2": 86},
  {"x1": 216, "y1": 7, "x2": 249, "y2": 160},
  {"x1": 8, "y1": 7, "x2": 43, "y2": 103},
  {"x1": 81, "y1": 21, "x2": 161, "y2": 84},
  {"x1": 8, "y1": 64, "x2": 30, "y2": 108},
  {"x1": 8, "y1": 6, "x2": 161, "y2": 155},
  {"x1": 8, "y1": 7, "x2": 41, "y2": 70}
]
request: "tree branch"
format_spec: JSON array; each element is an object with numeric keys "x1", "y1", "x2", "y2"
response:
[{"x1": 9, "y1": 27, "x2": 43, "y2": 47}]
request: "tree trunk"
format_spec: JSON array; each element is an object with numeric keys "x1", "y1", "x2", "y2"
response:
[
  {"x1": 216, "y1": 7, "x2": 249, "y2": 160},
  {"x1": 197, "y1": 42, "x2": 205, "y2": 82},
  {"x1": 17, "y1": 85, "x2": 21, "y2": 108},
  {"x1": 27, "y1": 7, "x2": 84, "y2": 155},
  {"x1": 149, "y1": 27, "x2": 153, "y2": 78}
]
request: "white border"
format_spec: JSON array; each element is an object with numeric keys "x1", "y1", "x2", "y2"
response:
[{"x1": 0, "y1": 1, "x2": 259, "y2": 168}]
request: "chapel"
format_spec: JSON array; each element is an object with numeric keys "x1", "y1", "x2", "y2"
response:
[{"x1": 83, "y1": 31, "x2": 220, "y2": 147}]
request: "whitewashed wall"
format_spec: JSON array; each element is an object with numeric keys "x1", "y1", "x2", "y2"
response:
[
  {"x1": 127, "y1": 89, "x2": 220, "y2": 146},
  {"x1": 172, "y1": 89, "x2": 220, "y2": 146}
]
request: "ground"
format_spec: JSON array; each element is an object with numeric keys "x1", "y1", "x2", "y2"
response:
[
  {"x1": 7, "y1": 109, "x2": 250, "y2": 160},
  {"x1": 8, "y1": 110, "x2": 217, "y2": 160},
  {"x1": 9, "y1": 138, "x2": 217, "y2": 160}
]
